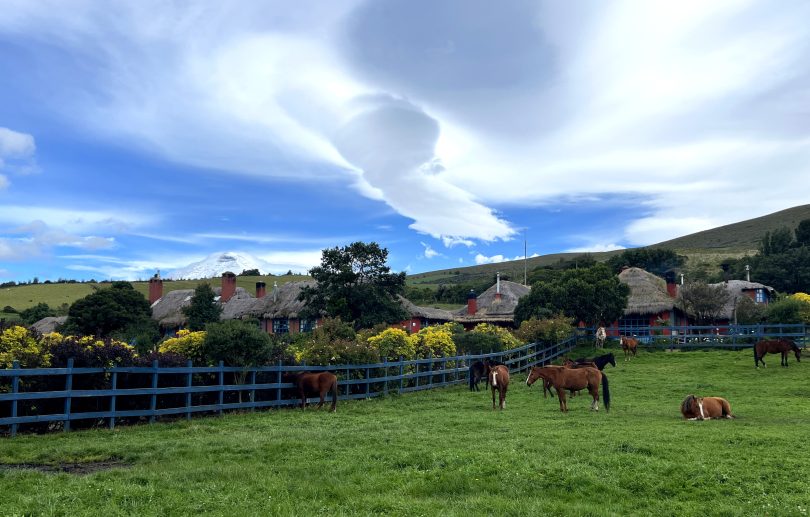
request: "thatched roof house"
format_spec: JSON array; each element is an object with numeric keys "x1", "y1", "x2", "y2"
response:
[
  {"x1": 710, "y1": 280, "x2": 775, "y2": 320},
  {"x1": 151, "y1": 286, "x2": 252, "y2": 329},
  {"x1": 29, "y1": 316, "x2": 68, "y2": 335},
  {"x1": 256, "y1": 281, "x2": 317, "y2": 320},
  {"x1": 454, "y1": 279, "x2": 530, "y2": 326},
  {"x1": 618, "y1": 267, "x2": 678, "y2": 316}
]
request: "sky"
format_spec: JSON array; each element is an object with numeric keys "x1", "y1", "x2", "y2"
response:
[{"x1": 1, "y1": 0, "x2": 809, "y2": 281}]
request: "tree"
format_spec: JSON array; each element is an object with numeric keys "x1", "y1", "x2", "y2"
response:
[
  {"x1": 239, "y1": 268, "x2": 260, "y2": 276},
  {"x1": 733, "y1": 296, "x2": 766, "y2": 324},
  {"x1": 759, "y1": 227, "x2": 793, "y2": 256},
  {"x1": 677, "y1": 281, "x2": 729, "y2": 325},
  {"x1": 202, "y1": 320, "x2": 273, "y2": 367},
  {"x1": 766, "y1": 297, "x2": 808, "y2": 324},
  {"x1": 183, "y1": 283, "x2": 222, "y2": 331},
  {"x1": 515, "y1": 264, "x2": 629, "y2": 326},
  {"x1": 795, "y1": 219, "x2": 810, "y2": 247},
  {"x1": 299, "y1": 242, "x2": 407, "y2": 330},
  {"x1": 19, "y1": 302, "x2": 55, "y2": 325},
  {"x1": 64, "y1": 282, "x2": 155, "y2": 338},
  {"x1": 606, "y1": 248, "x2": 685, "y2": 277}
]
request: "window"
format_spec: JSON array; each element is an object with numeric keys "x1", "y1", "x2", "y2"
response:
[
  {"x1": 755, "y1": 289, "x2": 766, "y2": 303},
  {"x1": 618, "y1": 315, "x2": 648, "y2": 336},
  {"x1": 299, "y1": 318, "x2": 316, "y2": 333},
  {"x1": 272, "y1": 318, "x2": 289, "y2": 334}
]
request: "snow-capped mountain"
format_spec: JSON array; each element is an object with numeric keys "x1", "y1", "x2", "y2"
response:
[{"x1": 169, "y1": 251, "x2": 272, "y2": 279}]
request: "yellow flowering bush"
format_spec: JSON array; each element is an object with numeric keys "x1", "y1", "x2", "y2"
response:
[
  {"x1": 472, "y1": 322, "x2": 522, "y2": 349},
  {"x1": 367, "y1": 328, "x2": 418, "y2": 360},
  {"x1": 159, "y1": 329, "x2": 206, "y2": 362},
  {"x1": 0, "y1": 325, "x2": 51, "y2": 368},
  {"x1": 414, "y1": 325, "x2": 456, "y2": 358},
  {"x1": 789, "y1": 293, "x2": 810, "y2": 323}
]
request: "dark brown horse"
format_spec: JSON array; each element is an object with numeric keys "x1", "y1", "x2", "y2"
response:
[
  {"x1": 285, "y1": 372, "x2": 338, "y2": 412},
  {"x1": 469, "y1": 361, "x2": 486, "y2": 391},
  {"x1": 571, "y1": 353, "x2": 616, "y2": 371},
  {"x1": 620, "y1": 336, "x2": 638, "y2": 361},
  {"x1": 754, "y1": 338, "x2": 801, "y2": 368},
  {"x1": 489, "y1": 365, "x2": 510, "y2": 410},
  {"x1": 526, "y1": 365, "x2": 610, "y2": 412},
  {"x1": 680, "y1": 395, "x2": 735, "y2": 420}
]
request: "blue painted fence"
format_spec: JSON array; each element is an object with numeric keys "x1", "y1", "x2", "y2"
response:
[
  {"x1": 0, "y1": 335, "x2": 580, "y2": 437},
  {"x1": 597, "y1": 323, "x2": 808, "y2": 349}
]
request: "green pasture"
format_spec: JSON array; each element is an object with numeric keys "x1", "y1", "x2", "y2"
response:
[
  {"x1": 2, "y1": 347, "x2": 809, "y2": 516},
  {"x1": 0, "y1": 275, "x2": 310, "y2": 312}
]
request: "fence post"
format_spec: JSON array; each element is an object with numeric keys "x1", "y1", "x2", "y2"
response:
[
  {"x1": 428, "y1": 351, "x2": 433, "y2": 388},
  {"x1": 109, "y1": 370, "x2": 117, "y2": 430},
  {"x1": 415, "y1": 357, "x2": 420, "y2": 389},
  {"x1": 383, "y1": 357, "x2": 389, "y2": 396},
  {"x1": 64, "y1": 358, "x2": 73, "y2": 432},
  {"x1": 250, "y1": 369, "x2": 257, "y2": 411},
  {"x1": 185, "y1": 360, "x2": 193, "y2": 420},
  {"x1": 441, "y1": 355, "x2": 446, "y2": 385},
  {"x1": 399, "y1": 356, "x2": 404, "y2": 394},
  {"x1": 11, "y1": 360, "x2": 19, "y2": 437},
  {"x1": 365, "y1": 366, "x2": 370, "y2": 398},
  {"x1": 149, "y1": 359, "x2": 159, "y2": 424},
  {"x1": 276, "y1": 360, "x2": 283, "y2": 407},
  {"x1": 218, "y1": 360, "x2": 225, "y2": 415}
]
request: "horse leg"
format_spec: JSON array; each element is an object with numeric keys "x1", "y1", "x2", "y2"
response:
[
  {"x1": 590, "y1": 384, "x2": 599, "y2": 411},
  {"x1": 491, "y1": 387, "x2": 497, "y2": 410},
  {"x1": 317, "y1": 388, "x2": 326, "y2": 409},
  {"x1": 299, "y1": 389, "x2": 307, "y2": 410},
  {"x1": 782, "y1": 351, "x2": 788, "y2": 367},
  {"x1": 557, "y1": 389, "x2": 567, "y2": 412},
  {"x1": 499, "y1": 387, "x2": 506, "y2": 410}
]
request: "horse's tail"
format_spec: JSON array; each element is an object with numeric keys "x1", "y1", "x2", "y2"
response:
[
  {"x1": 330, "y1": 376, "x2": 338, "y2": 412},
  {"x1": 469, "y1": 368, "x2": 475, "y2": 391},
  {"x1": 601, "y1": 372, "x2": 610, "y2": 412}
]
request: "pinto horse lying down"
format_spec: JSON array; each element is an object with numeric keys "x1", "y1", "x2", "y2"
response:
[
  {"x1": 284, "y1": 371, "x2": 338, "y2": 412},
  {"x1": 680, "y1": 395, "x2": 735, "y2": 420}
]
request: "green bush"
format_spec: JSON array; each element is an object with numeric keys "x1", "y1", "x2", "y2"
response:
[
  {"x1": 202, "y1": 320, "x2": 273, "y2": 367},
  {"x1": 514, "y1": 315, "x2": 574, "y2": 344}
]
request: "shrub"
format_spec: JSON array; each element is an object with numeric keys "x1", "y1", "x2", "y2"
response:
[
  {"x1": 202, "y1": 320, "x2": 273, "y2": 367},
  {"x1": 0, "y1": 325, "x2": 51, "y2": 368},
  {"x1": 367, "y1": 328, "x2": 417, "y2": 360},
  {"x1": 766, "y1": 297, "x2": 808, "y2": 324},
  {"x1": 471, "y1": 322, "x2": 522, "y2": 350},
  {"x1": 19, "y1": 302, "x2": 55, "y2": 325},
  {"x1": 159, "y1": 329, "x2": 207, "y2": 363},
  {"x1": 414, "y1": 325, "x2": 456, "y2": 358},
  {"x1": 514, "y1": 315, "x2": 574, "y2": 344},
  {"x1": 48, "y1": 335, "x2": 137, "y2": 368},
  {"x1": 734, "y1": 297, "x2": 767, "y2": 324},
  {"x1": 453, "y1": 331, "x2": 502, "y2": 355},
  {"x1": 788, "y1": 293, "x2": 810, "y2": 323}
]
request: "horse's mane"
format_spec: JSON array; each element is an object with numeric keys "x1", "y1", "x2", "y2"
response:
[{"x1": 681, "y1": 395, "x2": 698, "y2": 415}]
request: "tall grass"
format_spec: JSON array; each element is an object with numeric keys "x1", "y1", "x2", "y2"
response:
[{"x1": 1, "y1": 347, "x2": 808, "y2": 516}]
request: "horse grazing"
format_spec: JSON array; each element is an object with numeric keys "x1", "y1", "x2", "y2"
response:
[
  {"x1": 469, "y1": 361, "x2": 486, "y2": 391},
  {"x1": 754, "y1": 338, "x2": 801, "y2": 368},
  {"x1": 285, "y1": 372, "x2": 338, "y2": 412},
  {"x1": 595, "y1": 326, "x2": 607, "y2": 349},
  {"x1": 571, "y1": 353, "x2": 616, "y2": 371},
  {"x1": 526, "y1": 366, "x2": 610, "y2": 412},
  {"x1": 680, "y1": 395, "x2": 735, "y2": 420},
  {"x1": 620, "y1": 336, "x2": 638, "y2": 361},
  {"x1": 489, "y1": 365, "x2": 510, "y2": 410},
  {"x1": 540, "y1": 364, "x2": 581, "y2": 399}
]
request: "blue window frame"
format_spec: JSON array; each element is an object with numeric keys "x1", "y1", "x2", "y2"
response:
[
  {"x1": 272, "y1": 318, "x2": 289, "y2": 334},
  {"x1": 755, "y1": 289, "x2": 766, "y2": 303},
  {"x1": 300, "y1": 318, "x2": 316, "y2": 333}
]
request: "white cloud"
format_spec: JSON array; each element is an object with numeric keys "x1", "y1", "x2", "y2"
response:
[
  {"x1": 256, "y1": 250, "x2": 323, "y2": 275},
  {"x1": 567, "y1": 243, "x2": 626, "y2": 253},
  {"x1": 474, "y1": 252, "x2": 539, "y2": 265},
  {"x1": 420, "y1": 242, "x2": 441, "y2": 259},
  {"x1": 0, "y1": 127, "x2": 34, "y2": 158},
  {"x1": 442, "y1": 236, "x2": 475, "y2": 248},
  {"x1": 0, "y1": 174, "x2": 8, "y2": 189}
]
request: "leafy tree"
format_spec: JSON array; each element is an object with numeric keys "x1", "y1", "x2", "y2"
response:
[
  {"x1": 515, "y1": 264, "x2": 629, "y2": 326},
  {"x1": 299, "y1": 242, "x2": 407, "y2": 330},
  {"x1": 19, "y1": 302, "x2": 55, "y2": 325},
  {"x1": 3, "y1": 305, "x2": 17, "y2": 314},
  {"x1": 795, "y1": 219, "x2": 810, "y2": 247},
  {"x1": 183, "y1": 283, "x2": 222, "y2": 331},
  {"x1": 677, "y1": 281, "x2": 730, "y2": 325},
  {"x1": 759, "y1": 227, "x2": 793, "y2": 256},
  {"x1": 733, "y1": 296, "x2": 766, "y2": 325},
  {"x1": 64, "y1": 282, "x2": 154, "y2": 338},
  {"x1": 606, "y1": 248, "x2": 685, "y2": 277},
  {"x1": 239, "y1": 268, "x2": 261, "y2": 276},
  {"x1": 514, "y1": 315, "x2": 574, "y2": 344}
]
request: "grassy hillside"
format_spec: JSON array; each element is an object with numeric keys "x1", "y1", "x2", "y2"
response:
[
  {"x1": 2, "y1": 347, "x2": 808, "y2": 515},
  {"x1": 0, "y1": 275, "x2": 310, "y2": 313}
]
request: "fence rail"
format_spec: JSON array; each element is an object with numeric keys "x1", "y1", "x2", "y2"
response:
[
  {"x1": 594, "y1": 323, "x2": 808, "y2": 350},
  {"x1": 1, "y1": 336, "x2": 581, "y2": 437}
]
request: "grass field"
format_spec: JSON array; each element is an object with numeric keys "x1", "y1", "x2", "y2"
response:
[{"x1": 2, "y1": 347, "x2": 808, "y2": 516}]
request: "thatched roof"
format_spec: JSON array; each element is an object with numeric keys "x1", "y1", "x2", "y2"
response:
[
  {"x1": 29, "y1": 316, "x2": 67, "y2": 334},
  {"x1": 258, "y1": 281, "x2": 318, "y2": 319},
  {"x1": 710, "y1": 280, "x2": 775, "y2": 320},
  {"x1": 619, "y1": 267, "x2": 677, "y2": 316},
  {"x1": 151, "y1": 286, "x2": 252, "y2": 328},
  {"x1": 398, "y1": 296, "x2": 454, "y2": 321},
  {"x1": 454, "y1": 280, "x2": 530, "y2": 323}
]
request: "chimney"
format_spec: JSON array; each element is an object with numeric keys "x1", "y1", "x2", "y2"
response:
[
  {"x1": 495, "y1": 272, "x2": 502, "y2": 302},
  {"x1": 467, "y1": 289, "x2": 477, "y2": 316},
  {"x1": 220, "y1": 271, "x2": 237, "y2": 303},
  {"x1": 664, "y1": 271, "x2": 677, "y2": 298},
  {"x1": 745, "y1": 264, "x2": 750, "y2": 282},
  {"x1": 148, "y1": 272, "x2": 163, "y2": 304},
  {"x1": 272, "y1": 281, "x2": 279, "y2": 303},
  {"x1": 256, "y1": 281, "x2": 266, "y2": 299}
]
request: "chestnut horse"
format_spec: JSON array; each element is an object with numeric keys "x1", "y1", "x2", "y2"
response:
[
  {"x1": 595, "y1": 326, "x2": 607, "y2": 349},
  {"x1": 526, "y1": 366, "x2": 610, "y2": 412},
  {"x1": 489, "y1": 365, "x2": 510, "y2": 410},
  {"x1": 754, "y1": 338, "x2": 801, "y2": 368},
  {"x1": 620, "y1": 336, "x2": 638, "y2": 361},
  {"x1": 680, "y1": 395, "x2": 734, "y2": 420},
  {"x1": 284, "y1": 371, "x2": 338, "y2": 412},
  {"x1": 540, "y1": 364, "x2": 584, "y2": 399}
]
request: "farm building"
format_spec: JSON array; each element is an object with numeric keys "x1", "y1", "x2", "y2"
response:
[
  {"x1": 453, "y1": 276, "x2": 530, "y2": 330},
  {"x1": 710, "y1": 279, "x2": 775, "y2": 324},
  {"x1": 608, "y1": 267, "x2": 687, "y2": 336},
  {"x1": 397, "y1": 296, "x2": 454, "y2": 332}
]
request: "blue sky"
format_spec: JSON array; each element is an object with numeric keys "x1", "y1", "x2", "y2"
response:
[{"x1": 1, "y1": 0, "x2": 809, "y2": 281}]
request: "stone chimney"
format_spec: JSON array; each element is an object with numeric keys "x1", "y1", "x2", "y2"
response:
[
  {"x1": 148, "y1": 272, "x2": 163, "y2": 304},
  {"x1": 467, "y1": 289, "x2": 477, "y2": 316},
  {"x1": 256, "y1": 281, "x2": 266, "y2": 299},
  {"x1": 494, "y1": 272, "x2": 502, "y2": 302},
  {"x1": 220, "y1": 271, "x2": 237, "y2": 303},
  {"x1": 664, "y1": 271, "x2": 677, "y2": 298}
]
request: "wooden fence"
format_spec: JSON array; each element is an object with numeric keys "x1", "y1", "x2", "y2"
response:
[
  {"x1": 0, "y1": 335, "x2": 580, "y2": 437},
  {"x1": 598, "y1": 323, "x2": 808, "y2": 349}
]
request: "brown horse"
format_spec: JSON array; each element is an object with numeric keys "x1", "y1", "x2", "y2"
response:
[
  {"x1": 526, "y1": 366, "x2": 610, "y2": 412},
  {"x1": 285, "y1": 372, "x2": 338, "y2": 412},
  {"x1": 539, "y1": 364, "x2": 581, "y2": 399},
  {"x1": 680, "y1": 395, "x2": 734, "y2": 420},
  {"x1": 754, "y1": 338, "x2": 801, "y2": 368},
  {"x1": 620, "y1": 336, "x2": 638, "y2": 361},
  {"x1": 489, "y1": 365, "x2": 510, "y2": 410}
]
